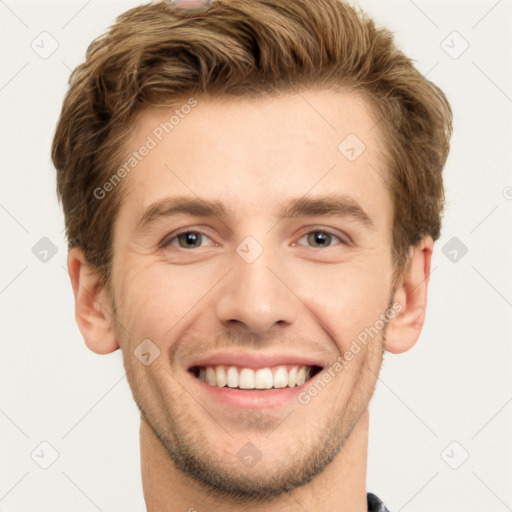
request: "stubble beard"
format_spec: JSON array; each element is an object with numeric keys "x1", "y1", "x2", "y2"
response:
[{"x1": 112, "y1": 295, "x2": 392, "y2": 505}]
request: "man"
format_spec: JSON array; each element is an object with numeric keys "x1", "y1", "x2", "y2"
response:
[{"x1": 51, "y1": 0, "x2": 452, "y2": 510}]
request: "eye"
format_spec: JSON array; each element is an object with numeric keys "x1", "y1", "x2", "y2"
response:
[
  {"x1": 296, "y1": 229, "x2": 347, "y2": 249},
  {"x1": 159, "y1": 227, "x2": 348, "y2": 251},
  {"x1": 160, "y1": 229, "x2": 215, "y2": 250}
]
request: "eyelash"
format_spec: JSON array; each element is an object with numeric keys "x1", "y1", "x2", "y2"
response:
[{"x1": 160, "y1": 227, "x2": 348, "y2": 250}]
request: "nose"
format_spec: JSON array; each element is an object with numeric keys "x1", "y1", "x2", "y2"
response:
[{"x1": 215, "y1": 241, "x2": 301, "y2": 334}]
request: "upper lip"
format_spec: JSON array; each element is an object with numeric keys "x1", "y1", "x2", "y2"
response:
[{"x1": 188, "y1": 350, "x2": 324, "y2": 370}]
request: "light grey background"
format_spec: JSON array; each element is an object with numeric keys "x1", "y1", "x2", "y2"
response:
[{"x1": 1, "y1": 1, "x2": 511, "y2": 511}]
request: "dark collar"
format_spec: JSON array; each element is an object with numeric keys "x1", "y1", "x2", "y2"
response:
[{"x1": 367, "y1": 492, "x2": 391, "y2": 512}]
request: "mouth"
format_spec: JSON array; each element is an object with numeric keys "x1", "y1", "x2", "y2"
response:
[
  {"x1": 189, "y1": 364, "x2": 323, "y2": 391},
  {"x1": 185, "y1": 351, "x2": 326, "y2": 409}
]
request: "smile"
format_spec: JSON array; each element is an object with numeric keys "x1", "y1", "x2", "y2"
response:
[{"x1": 190, "y1": 364, "x2": 323, "y2": 390}]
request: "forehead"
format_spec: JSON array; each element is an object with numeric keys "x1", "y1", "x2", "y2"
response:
[{"x1": 117, "y1": 88, "x2": 391, "y2": 231}]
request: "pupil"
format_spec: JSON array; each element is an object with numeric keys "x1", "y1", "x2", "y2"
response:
[
  {"x1": 180, "y1": 232, "x2": 200, "y2": 248},
  {"x1": 310, "y1": 232, "x2": 329, "y2": 247}
]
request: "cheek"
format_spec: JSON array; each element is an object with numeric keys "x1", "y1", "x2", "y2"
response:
[
  {"x1": 297, "y1": 256, "x2": 391, "y2": 351},
  {"x1": 114, "y1": 237, "x2": 393, "y2": 352},
  {"x1": 113, "y1": 257, "x2": 220, "y2": 343}
]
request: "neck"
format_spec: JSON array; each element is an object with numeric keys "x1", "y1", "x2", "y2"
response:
[{"x1": 140, "y1": 408, "x2": 370, "y2": 512}]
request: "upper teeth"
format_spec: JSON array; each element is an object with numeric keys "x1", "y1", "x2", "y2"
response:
[{"x1": 198, "y1": 365, "x2": 311, "y2": 389}]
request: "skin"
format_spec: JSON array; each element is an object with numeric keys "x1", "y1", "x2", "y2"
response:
[{"x1": 67, "y1": 89, "x2": 433, "y2": 511}]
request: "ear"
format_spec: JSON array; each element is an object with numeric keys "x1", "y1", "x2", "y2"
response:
[
  {"x1": 67, "y1": 247, "x2": 119, "y2": 354},
  {"x1": 385, "y1": 235, "x2": 434, "y2": 354}
]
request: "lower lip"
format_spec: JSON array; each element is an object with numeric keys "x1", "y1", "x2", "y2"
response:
[{"x1": 187, "y1": 371, "x2": 316, "y2": 409}]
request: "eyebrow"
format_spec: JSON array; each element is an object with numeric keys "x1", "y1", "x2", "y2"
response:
[{"x1": 134, "y1": 194, "x2": 376, "y2": 233}]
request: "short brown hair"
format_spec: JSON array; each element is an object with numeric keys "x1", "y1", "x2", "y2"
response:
[{"x1": 51, "y1": 0, "x2": 452, "y2": 293}]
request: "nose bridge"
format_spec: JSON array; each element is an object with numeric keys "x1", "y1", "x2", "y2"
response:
[{"x1": 215, "y1": 234, "x2": 300, "y2": 333}]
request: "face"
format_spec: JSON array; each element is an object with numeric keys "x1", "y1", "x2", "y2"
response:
[{"x1": 109, "y1": 89, "x2": 395, "y2": 501}]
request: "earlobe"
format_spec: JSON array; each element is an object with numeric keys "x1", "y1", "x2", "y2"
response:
[
  {"x1": 67, "y1": 247, "x2": 119, "y2": 355},
  {"x1": 385, "y1": 236, "x2": 434, "y2": 354}
]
